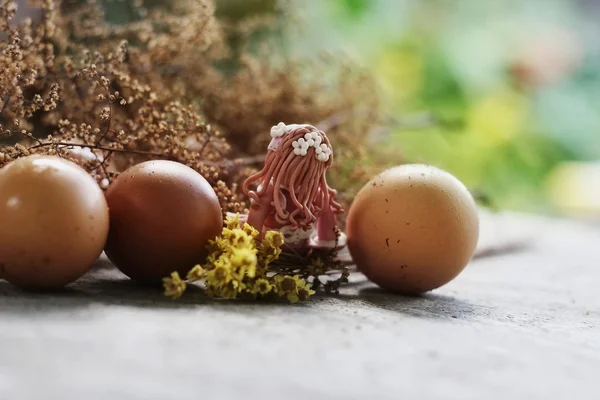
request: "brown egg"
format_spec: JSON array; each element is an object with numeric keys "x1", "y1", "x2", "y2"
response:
[
  {"x1": 104, "y1": 160, "x2": 223, "y2": 284},
  {"x1": 347, "y1": 164, "x2": 479, "y2": 294},
  {"x1": 0, "y1": 155, "x2": 109, "y2": 289}
]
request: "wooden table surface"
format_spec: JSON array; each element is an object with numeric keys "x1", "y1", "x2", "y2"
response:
[{"x1": 0, "y1": 211, "x2": 598, "y2": 400}]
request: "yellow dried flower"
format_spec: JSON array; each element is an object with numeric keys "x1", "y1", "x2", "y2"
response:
[
  {"x1": 249, "y1": 278, "x2": 274, "y2": 296},
  {"x1": 210, "y1": 279, "x2": 245, "y2": 299},
  {"x1": 163, "y1": 272, "x2": 187, "y2": 300},
  {"x1": 204, "y1": 283, "x2": 217, "y2": 298},
  {"x1": 274, "y1": 274, "x2": 308, "y2": 303},
  {"x1": 298, "y1": 286, "x2": 315, "y2": 302},
  {"x1": 259, "y1": 230, "x2": 284, "y2": 266},
  {"x1": 242, "y1": 222, "x2": 259, "y2": 239},
  {"x1": 165, "y1": 212, "x2": 313, "y2": 302},
  {"x1": 307, "y1": 257, "x2": 327, "y2": 276},
  {"x1": 210, "y1": 237, "x2": 227, "y2": 253},
  {"x1": 264, "y1": 230, "x2": 284, "y2": 248},
  {"x1": 186, "y1": 264, "x2": 205, "y2": 282},
  {"x1": 224, "y1": 213, "x2": 241, "y2": 230},
  {"x1": 229, "y1": 247, "x2": 258, "y2": 278},
  {"x1": 222, "y1": 228, "x2": 254, "y2": 248},
  {"x1": 206, "y1": 252, "x2": 220, "y2": 266},
  {"x1": 206, "y1": 259, "x2": 233, "y2": 287}
]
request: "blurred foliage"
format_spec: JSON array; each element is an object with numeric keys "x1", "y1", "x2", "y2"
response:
[{"x1": 280, "y1": 0, "x2": 600, "y2": 213}]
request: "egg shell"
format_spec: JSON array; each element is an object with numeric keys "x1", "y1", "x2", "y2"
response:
[
  {"x1": 104, "y1": 160, "x2": 223, "y2": 284},
  {"x1": 0, "y1": 155, "x2": 109, "y2": 289},
  {"x1": 347, "y1": 164, "x2": 479, "y2": 294}
]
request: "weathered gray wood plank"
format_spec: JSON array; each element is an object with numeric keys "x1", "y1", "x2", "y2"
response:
[{"x1": 0, "y1": 211, "x2": 598, "y2": 400}]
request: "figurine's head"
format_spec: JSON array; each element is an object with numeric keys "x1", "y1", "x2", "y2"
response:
[
  {"x1": 267, "y1": 122, "x2": 333, "y2": 164},
  {"x1": 243, "y1": 123, "x2": 341, "y2": 228}
]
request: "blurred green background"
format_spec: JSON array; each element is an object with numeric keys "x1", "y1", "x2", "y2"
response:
[{"x1": 278, "y1": 0, "x2": 600, "y2": 217}]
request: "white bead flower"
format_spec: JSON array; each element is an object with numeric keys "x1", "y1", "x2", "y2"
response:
[
  {"x1": 317, "y1": 152, "x2": 330, "y2": 162},
  {"x1": 314, "y1": 143, "x2": 328, "y2": 155},
  {"x1": 292, "y1": 137, "x2": 310, "y2": 156},
  {"x1": 270, "y1": 122, "x2": 287, "y2": 138},
  {"x1": 291, "y1": 130, "x2": 331, "y2": 162},
  {"x1": 313, "y1": 134, "x2": 322, "y2": 146},
  {"x1": 321, "y1": 143, "x2": 332, "y2": 162},
  {"x1": 304, "y1": 133, "x2": 315, "y2": 147}
]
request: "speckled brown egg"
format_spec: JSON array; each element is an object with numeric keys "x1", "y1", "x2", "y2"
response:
[
  {"x1": 104, "y1": 160, "x2": 223, "y2": 284},
  {"x1": 347, "y1": 164, "x2": 479, "y2": 294},
  {"x1": 0, "y1": 155, "x2": 109, "y2": 289}
]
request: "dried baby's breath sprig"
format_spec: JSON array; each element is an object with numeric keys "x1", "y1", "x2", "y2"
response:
[
  {"x1": 0, "y1": 0, "x2": 266, "y2": 212},
  {"x1": 0, "y1": 0, "x2": 237, "y2": 198},
  {"x1": 1, "y1": 0, "x2": 384, "y2": 216},
  {"x1": 163, "y1": 214, "x2": 348, "y2": 303}
]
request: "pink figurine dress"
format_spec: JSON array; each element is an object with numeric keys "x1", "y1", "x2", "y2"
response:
[{"x1": 241, "y1": 123, "x2": 347, "y2": 251}]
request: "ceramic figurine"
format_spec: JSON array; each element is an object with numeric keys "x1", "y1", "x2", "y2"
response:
[{"x1": 241, "y1": 122, "x2": 347, "y2": 250}]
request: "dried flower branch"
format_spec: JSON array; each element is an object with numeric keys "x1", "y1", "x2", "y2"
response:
[
  {"x1": 163, "y1": 214, "x2": 350, "y2": 302},
  {"x1": 0, "y1": 0, "x2": 237, "y2": 204},
  {"x1": 1, "y1": 0, "x2": 383, "y2": 215}
]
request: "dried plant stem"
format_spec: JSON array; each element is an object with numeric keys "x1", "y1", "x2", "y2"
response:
[
  {"x1": 226, "y1": 155, "x2": 265, "y2": 166},
  {"x1": 28, "y1": 141, "x2": 169, "y2": 158},
  {"x1": 0, "y1": 96, "x2": 10, "y2": 114},
  {"x1": 26, "y1": 141, "x2": 267, "y2": 168},
  {"x1": 95, "y1": 100, "x2": 113, "y2": 145}
]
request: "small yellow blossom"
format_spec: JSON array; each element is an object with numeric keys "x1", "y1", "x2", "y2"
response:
[
  {"x1": 206, "y1": 239, "x2": 225, "y2": 264},
  {"x1": 277, "y1": 275, "x2": 300, "y2": 292},
  {"x1": 259, "y1": 230, "x2": 284, "y2": 266},
  {"x1": 286, "y1": 292, "x2": 300, "y2": 303},
  {"x1": 297, "y1": 283, "x2": 316, "y2": 302},
  {"x1": 224, "y1": 213, "x2": 241, "y2": 229},
  {"x1": 249, "y1": 278, "x2": 274, "y2": 296},
  {"x1": 213, "y1": 279, "x2": 245, "y2": 299},
  {"x1": 274, "y1": 274, "x2": 308, "y2": 303},
  {"x1": 186, "y1": 264, "x2": 205, "y2": 282},
  {"x1": 213, "y1": 236, "x2": 229, "y2": 250},
  {"x1": 206, "y1": 259, "x2": 233, "y2": 287},
  {"x1": 264, "y1": 230, "x2": 284, "y2": 248},
  {"x1": 222, "y1": 228, "x2": 254, "y2": 248},
  {"x1": 229, "y1": 247, "x2": 258, "y2": 278},
  {"x1": 204, "y1": 284, "x2": 217, "y2": 298},
  {"x1": 163, "y1": 272, "x2": 187, "y2": 300},
  {"x1": 242, "y1": 222, "x2": 259, "y2": 238},
  {"x1": 307, "y1": 257, "x2": 327, "y2": 276}
]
